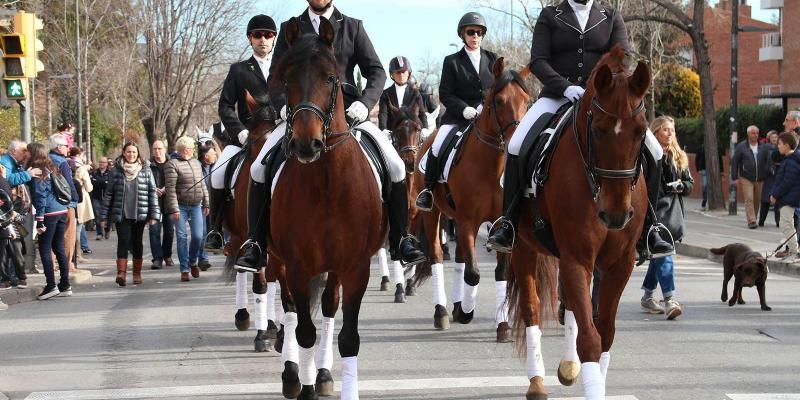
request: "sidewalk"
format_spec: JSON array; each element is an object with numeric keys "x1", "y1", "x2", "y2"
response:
[{"x1": 678, "y1": 197, "x2": 800, "y2": 277}]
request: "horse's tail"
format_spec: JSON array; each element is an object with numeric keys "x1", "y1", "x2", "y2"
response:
[
  {"x1": 709, "y1": 245, "x2": 729, "y2": 255},
  {"x1": 508, "y1": 254, "x2": 559, "y2": 357},
  {"x1": 223, "y1": 253, "x2": 239, "y2": 284}
]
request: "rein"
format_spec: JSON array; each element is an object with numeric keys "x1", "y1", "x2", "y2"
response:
[
  {"x1": 572, "y1": 96, "x2": 646, "y2": 202},
  {"x1": 472, "y1": 70, "x2": 526, "y2": 151},
  {"x1": 283, "y1": 75, "x2": 352, "y2": 157},
  {"x1": 391, "y1": 119, "x2": 423, "y2": 156}
]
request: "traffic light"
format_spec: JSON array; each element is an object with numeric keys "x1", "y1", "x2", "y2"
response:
[
  {"x1": 1, "y1": 34, "x2": 25, "y2": 78},
  {"x1": 4, "y1": 77, "x2": 27, "y2": 100},
  {"x1": 13, "y1": 11, "x2": 44, "y2": 78}
]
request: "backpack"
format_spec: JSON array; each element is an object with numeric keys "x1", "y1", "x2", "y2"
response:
[{"x1": 51, "y1": 172, "x2": 72, "y2": 205}]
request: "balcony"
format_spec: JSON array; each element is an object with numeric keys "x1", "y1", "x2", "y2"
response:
[
  {"x1": 759, "y1": 85, "x2": 783, "y2": 107},
  {"x1": 759, "y1": 32, "x2": 783, "y2": 61},
  {"x1": 760, "y1": 0, "x2": 783, "y2": 9}
]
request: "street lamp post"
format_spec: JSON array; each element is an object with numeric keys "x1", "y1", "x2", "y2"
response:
[{"x1": 729, "y1": 0, "x2": 739, "y2": 215}]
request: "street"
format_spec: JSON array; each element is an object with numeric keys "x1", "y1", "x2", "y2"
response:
[{"x1": 1, "y1": 230, "x2": 799, "y2": 400}]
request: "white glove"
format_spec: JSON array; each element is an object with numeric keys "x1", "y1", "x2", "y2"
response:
[
  {"x1": 382, "y1": 129, "x2": 392, "y2": 137},
  {"x1": 563, "y1": 85, "x2": 586, "y2": 103},
  {"x1": 346, "y1": 101, "x2": 369, "y2": 123},
  {"x1": 280, "y1": 105, "x2": 288, "y2": 121},
  {"x1": 421, "y1": 128, "x2": 431, "y2": 138},
  {"x1": 462, "y1": 106, "x2": 478, "y2": 120},
  {"x1": 237, "y1": 129, "x2": 249, "y2": 145}
]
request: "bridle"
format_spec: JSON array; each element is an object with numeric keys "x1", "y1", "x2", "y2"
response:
[
  {"x1": 283, "y1": 75, "x2": 352, "y2": 156},
  {"x1": 573, "y1": 95, "x2": 646, "y2": 202},
  {"x1": 473, "y1": 70, "x2": 527, "y2": 151},
  {"x1": 391, "y1": 119, "x2": 423, "y2": 156}
]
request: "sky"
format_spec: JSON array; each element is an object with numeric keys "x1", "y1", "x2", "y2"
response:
[{"x1": 250, "y1": 0, "x2": 778, "y2": 89}]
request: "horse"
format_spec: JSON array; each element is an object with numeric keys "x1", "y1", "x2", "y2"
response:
[
  {"x1": 412, "y1": 58, "x2": 531, "y2": 341},
  {"x1": 507, "y1": 45, "x2": 650, "y2": 399},
  {"x1": 261, "y1": 18, "x2": 388, "y2": 399}
]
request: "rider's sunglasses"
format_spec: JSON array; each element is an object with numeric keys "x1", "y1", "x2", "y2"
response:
[
  {"x1": 250, "y1": 30, "x2": 275, "y2": 40},
  {"x1": 465, "y1": 29, "x2": 484, "y2": 37}
]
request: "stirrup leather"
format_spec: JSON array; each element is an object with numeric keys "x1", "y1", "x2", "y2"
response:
[
  {"x1": 646, "y1": 223, "x2": 676, "y2": 260},
  {"x1": 487, "y1": 216, "x2": 515, "y2": 252}
]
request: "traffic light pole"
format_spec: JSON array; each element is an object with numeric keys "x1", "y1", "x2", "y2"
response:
[{"x1": 18, "y1": 98, "x2": 30, "y2": 142}]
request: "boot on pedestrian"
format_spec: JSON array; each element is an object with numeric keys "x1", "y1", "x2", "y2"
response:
[
  {"x1": 133, "y1": 259, "x2": 143, "y2": 285},
  {"x1": 116, "y1": 259, "x2": 128, "y2": 287}
]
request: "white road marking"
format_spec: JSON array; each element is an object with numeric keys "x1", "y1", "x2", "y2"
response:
[{"x1": 727, "y1": 395, "x2": 800, "y2": 400}]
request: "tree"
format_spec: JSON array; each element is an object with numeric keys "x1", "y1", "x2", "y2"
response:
[{"x1": 655, "y1": 63, "x2": 701, "y2": 118}]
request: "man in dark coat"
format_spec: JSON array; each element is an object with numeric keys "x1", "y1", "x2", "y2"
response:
[
  {"x1": 731, "y1": 125, "x2": 770, "y2": 229},
  {"x1": 237, "y1": 0, "x2": 426, "y2": 273},
  {"x1": 148, "y1": 140, "x2": 174, "y2": 269},
  {"x1": 207, "y1": 14, "x2": 277, "y2": 251},
  {"x1": 378, "y1": 56, "x2": 429, "y2": 134}
]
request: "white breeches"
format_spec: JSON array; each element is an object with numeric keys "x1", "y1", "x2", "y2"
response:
[
  {"x1": 211, "y1": 145, "x2": 243, "y2": 189},
  {"x1": 430, "y1": 105, "x2": 483, "y2": 157},
  {"x1": 251, "y1": 120, "x2": 405, "y2": 183}
]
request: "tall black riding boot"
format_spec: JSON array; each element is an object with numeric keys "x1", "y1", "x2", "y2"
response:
[
  {"x1": 204, "y1": 188, "x2": 226, "y2": 250},
  {"x1": 415, "y1": 153, "x2": 440, "y2": 211},
  {"x1": 390, "y1": 180, "x2": 427, "y2": 266},
  {"x1": 487, "y1": 155, "x2": 521, "y2": 253},
  {"x1": 235, "y1": 180, "x2": 270, "y2": 272},
  {"x1": 637, "y1": 151, "x2": 674, "y2": 261}
]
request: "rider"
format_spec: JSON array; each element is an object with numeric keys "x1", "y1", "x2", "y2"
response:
[
  {"x1": 415, "y1": 12, "x2": 497, "y2": 211},
  {"x1": 486, "y1": 0, "x2": 674, "y2": 259},
  {"x1": 378, "y1": 56, "x2": 429, "y2": 135},
  {"x1": 235, "y1": 0, "x2": 427, "y2": 272},
  {"x1": 207, "y1": 14, "x2": 278, "y2": 251}
]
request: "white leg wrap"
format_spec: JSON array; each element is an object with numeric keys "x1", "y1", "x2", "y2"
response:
[
  {"x1": 315, "y1": 317, "x2": 335, "y2": 371},
  {"x1": 377, "y1": 248, "x2": 390, "y2": 279},
  {"x1": 254, "y1": 293, "x2": 268, "y2": 330},
  {"x1": 431, "y1": 263, "x2": 447, "y2": 307},
  {"x1": 461, "y1": 282, "x2": 478, "y2": 314},
  {"x1": 564, "y1": 310, "x2": 580, "y2": 362},
  {"x1": 495, "y1": 281, "x2": 509, "y2": 324},
  {"x1": 451, "y1": 263, "x2": 465, "y2": 304},
  {"x1": 393, "y1": 260, "x2": 404, "y2": 286},
  {"x1": 599, "y1": 351, "x2": 610, "y2": 379},
  {"x1": 298, "y1": 346, "x2": 317, "y2": 385},
  {"x1": 580, "y1": 362, "x2": 605, "y2": 399},
  {"x1": 341, "y1": 356, "x2": 359, "y2": 400},
  {"x1": 409, "y1": 265, "x2": 416, "y2": 278},
  {"x1": 282, "y1": 312, "x2": 299, "y2": 364},
  {"x1": 235, "y1": 272, "x2": 248, "y2": 309},
  {"x1": 276, "y1": 301, "x2": 285, "y2": 325},
  {"x1": 266, "y1": 282, "x2": 277, "y2": 322},
  {"x1": 526, "y1": 326, "x2": 545, "y2": 379}
]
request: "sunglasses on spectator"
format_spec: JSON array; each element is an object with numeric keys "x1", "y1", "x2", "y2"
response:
[
  {"x1": 250, "y1": 31, "x2": 275, "y2": 39},
  {"x1": 465, "y1": 29, "x2": 484, "y2": 37}
]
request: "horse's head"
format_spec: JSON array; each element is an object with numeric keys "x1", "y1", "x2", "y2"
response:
[
  {"x1": 272, "y1": 17, "x2": 348, "y2": 164},
  {"x1": 389, "y1": 102, "x2": 423, "y2": 173},
  {"x1": 243, "y1": 90, "x2": 275, "y2": 155},
  {"x1": 476, "y1": 57, "x2": 531, "y2": 147},
  {"x1": 580, "y1": 44, "x2": 650, "y2": 230}
]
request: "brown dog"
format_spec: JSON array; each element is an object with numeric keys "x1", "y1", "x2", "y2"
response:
[{"x1": 710, "y1": 244, "x2": 771, "y2": 311}]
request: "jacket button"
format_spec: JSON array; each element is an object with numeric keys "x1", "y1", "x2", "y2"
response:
[
  {"x1": 579, "y1": 34, "x2": 584, "y2": 39},
  {"x1": 577, "y1": 76, "x2": 583, "y2": 82},
  {"x1": 578, "y1": 49, "x2": 583, "y2": 53},
  {"x1": 578, "y1": 63, "x2": 584, "y2": 68}
]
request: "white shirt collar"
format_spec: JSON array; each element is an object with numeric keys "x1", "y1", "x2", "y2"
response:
[
  {"x1": 253, "y1": 52, "x2": 271, "y2": 64},
  {"x1": 308, "y1": 6, "x2": 336, "y2": 27},
  {"x1": 568, "y1": 0, "x2": 593, "y2": 12},
  {"x1": 464, "y1": 46, "x2": 482, "y2": 73}
]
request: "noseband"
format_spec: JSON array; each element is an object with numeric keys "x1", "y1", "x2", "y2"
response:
[
  {"x1": 573, "y1": 96, "x2": 646, "y2": 201},
  {"x1": 283, "y1": 75, "x2": 352, "y2": 156},
  {"x1": 391, "y1": 120, "x2": 423, "y2": 156}
]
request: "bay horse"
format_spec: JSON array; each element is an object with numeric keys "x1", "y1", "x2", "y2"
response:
[
  {"x1": 413, "y1": 58, "x2": 531, "y2": 340},
  {"x1": 264, "y1": 18, "x2": 387, "y2": 399},
  {"x1": 508, "y1": 45, "x2": 650, "y2": 399}
]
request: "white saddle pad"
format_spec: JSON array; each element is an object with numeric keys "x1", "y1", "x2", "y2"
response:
[{"x1": 418, "y1": 129, "x2": 467, "y2": 183}]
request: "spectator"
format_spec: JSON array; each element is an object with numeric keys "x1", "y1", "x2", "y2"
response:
[
  {"x1": 164, "y1": 136, "x2": 209, "y2": 282},
  {"x1": 27, "y1": 143, "x2": 71, "y2": 300},
  {"x1": 0, "y1": 140, "x2": 42, "y2": 187},
  {"x1": 90, "y1": 157, "x2": 111, "y2": 240},
  {"x1": 0, "y1": 169, "x2": 29, "y2": 290},
  {"x1": 48, "y1": 135, "x2": 79, "y2": 274},
  {"x1": 69, "y1": 147, "x2": 94, "y2": 256},
  {"x1": 57, "y1": 121, "x2": 76, "y2": 148},
  {"x1": 770, "y1": 132, "x2": 800, "y2": 260},
  {"x1": 197, "y1": 140, "x2": 217, "y2": 271},
  {"x1": 640, "y1": 116, "x2": 693, "y2": 320},
  {"x1": 0, "y1": 167, "x2": 15, "y2": 289},
  {"x1": 148, "y1": 140, "x2": 174, "y2": 270},
  {"x1": 759, "y1": 131, "x2": 781, "y2": 227},
  {"x1": 783, "y1": 110, "x2": 800, "y2": 135},
  {"x1": 101, "y1": 142, "x2": 160, "y2": 286},
  {"x1": 731, "y1": 125, "x2": 770, "y2": 229}
]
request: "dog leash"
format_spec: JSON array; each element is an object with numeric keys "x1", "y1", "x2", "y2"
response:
[{"x1": 766, "y1": 229, "x2": 798, "y2": 258}]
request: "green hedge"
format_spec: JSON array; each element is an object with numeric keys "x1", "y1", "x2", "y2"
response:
[{"x1": 675, "y1": 104, "x2": 785, "y2": 154}]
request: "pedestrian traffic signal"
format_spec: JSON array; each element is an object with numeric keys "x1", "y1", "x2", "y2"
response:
[
  {"x1": 1, "y1": 34, "x2": 26, "y2": 78},
  {"x1": 13, "y1": 11, "x2": 44, "y2": 78},
  {"x1": 4, "y1": 78, "x2": 27, "y2": 100}
]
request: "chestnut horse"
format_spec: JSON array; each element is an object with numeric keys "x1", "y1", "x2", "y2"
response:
[
  {"x1": 413, "y1": 58, "x2": 531, "y2": 340},
  {"x1": 508, "y1": 45, "x2": 650, "y2": 399},
  {"x1": 264, "y1": 18, "x2": 387, "y2": 400}
]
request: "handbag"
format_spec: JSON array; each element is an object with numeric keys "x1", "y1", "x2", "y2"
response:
[{"x1": 51, "y1": 173, "x2": 72, "y2": 205}]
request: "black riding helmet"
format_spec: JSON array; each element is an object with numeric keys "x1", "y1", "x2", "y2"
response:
[
  {"x1": 389, "y1": 56, "x2": 411, "y2": 74},
  {"x1": 420, "y1": 83, "x2": 433, "y2": 96},
  {"x1": 247, "y1": 15, "x2": 277, "y2": 34},
  {"x1": 457, "y1": 12, "x2": 487, "y2": 37}
]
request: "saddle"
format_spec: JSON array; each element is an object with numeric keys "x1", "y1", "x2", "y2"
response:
[
  {"x1": 420, "y1": 122, "x2": 471, "y2": 182},
  {"x1": 223, "y1": 148, "x2": 249, "y2": 198}
]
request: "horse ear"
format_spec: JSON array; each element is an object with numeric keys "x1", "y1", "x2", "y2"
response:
[
  {"x1": 285, "y1": 18, "x2": 300, "y2": 46},
  {"x1": 245, "y1": 90, "x2": 258, "y2": 113},
  {"x1": 493, "y1": 57, "x2": 505, "y2": 79},
  {"x1": 628, "y1": 60, "x2": 651, "y2": 99},
  {"x1": 318, "y1": 17, "x2": 335, "y2": 48},
  {"x1": 594, "y1": 64, "x2": 613, "y2": 95},
  {"x1": 519, "y1": 66, "x2": 531, "y2": 80}
]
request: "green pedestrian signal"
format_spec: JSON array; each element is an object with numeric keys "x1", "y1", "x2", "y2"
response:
[{"x1": 4, "y1": 78, "x2": 27, "y2": 99}]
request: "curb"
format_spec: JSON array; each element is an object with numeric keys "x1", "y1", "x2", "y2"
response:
[
  {"x1": 676, "y1": 242, "x2": 800, "y2": 277},
  {"x1": 0, "y1": 269, "x2": 93, "y2": 306}
]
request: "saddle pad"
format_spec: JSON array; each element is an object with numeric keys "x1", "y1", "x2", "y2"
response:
[
  {"x1": 224, "y1": 149, "x2": 247, "y2": 199},
  {"x1": 419, "y1": 123, "x2": 469, "y2": 183},
  {"x1": 523, "y1": 104, "x2": 573, "y2": 197}
]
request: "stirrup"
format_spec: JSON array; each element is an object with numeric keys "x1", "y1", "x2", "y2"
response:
[
  {"x1": 398, "y1": 235, "x2": 427, "y2": 267},
  {"x1": 415, "y1": 189, "x2": 433, "y2": 211},
  {"x1": 234, "y1": 239, "x2": 264, "y2": 273},
  {"x1": 204, "y1": 230, "x2": 224, "y2": 247},
  {"x1": 646, "y1": 223, "x2": 676, "y2": 260},
  {"x1": 486, "y1": 217, "x2": 515, "y2": 253}
]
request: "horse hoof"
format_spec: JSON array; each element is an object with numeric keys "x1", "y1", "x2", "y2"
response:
[
  {"x1": 315, "y1": 368, "x2": 334, "y2": 396},
  {"x1": 434, "y1": 304, "x2": 450, "y2": 330},
  {"x1": 525, "y1": 376, "x2": 548, "y2": 400},
  {"x1": 453, "y1": 303, "x2": 473, "y2": 324},
  {"x1": 394, "y1": 284, "x2": 406, "y2": 303},
  {"x1": 496, "y1": 322, "x2": 513, "y2": 343},
  {"x1": 267, "y1": 320, "x2": 279, "y2": 340},
  {"x1": 234, "y1": 308, "x2": 250, "y2": 331},
  {"x1": 298, "y1": 385, "x2": 318, "y2": 400},
  {"x1": 275, "y1": 325, "x2": 285, "y2": 353},
  {"x1": 405, "y1": 279, "x2": 417, "y2": 296},
  {"x1": 254, "y1": 330, "x2": 271, "y2": 352},
  {"x1": 557, "y1": 360, "x2": 581, "y2": 386},
  {"x1": 452, "y1": 302, "x2": 463, "y2": 321},
  {"x1": 282, "y1": 361, "x2": 302, "y2": 398},
  {"x1": 379, "y1": 276, "x2": 390, "y2": 291}
]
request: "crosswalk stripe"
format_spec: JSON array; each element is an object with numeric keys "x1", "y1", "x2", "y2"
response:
[{"x1": 727, "y1": 395, "x2": 800, "y2": 400}]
